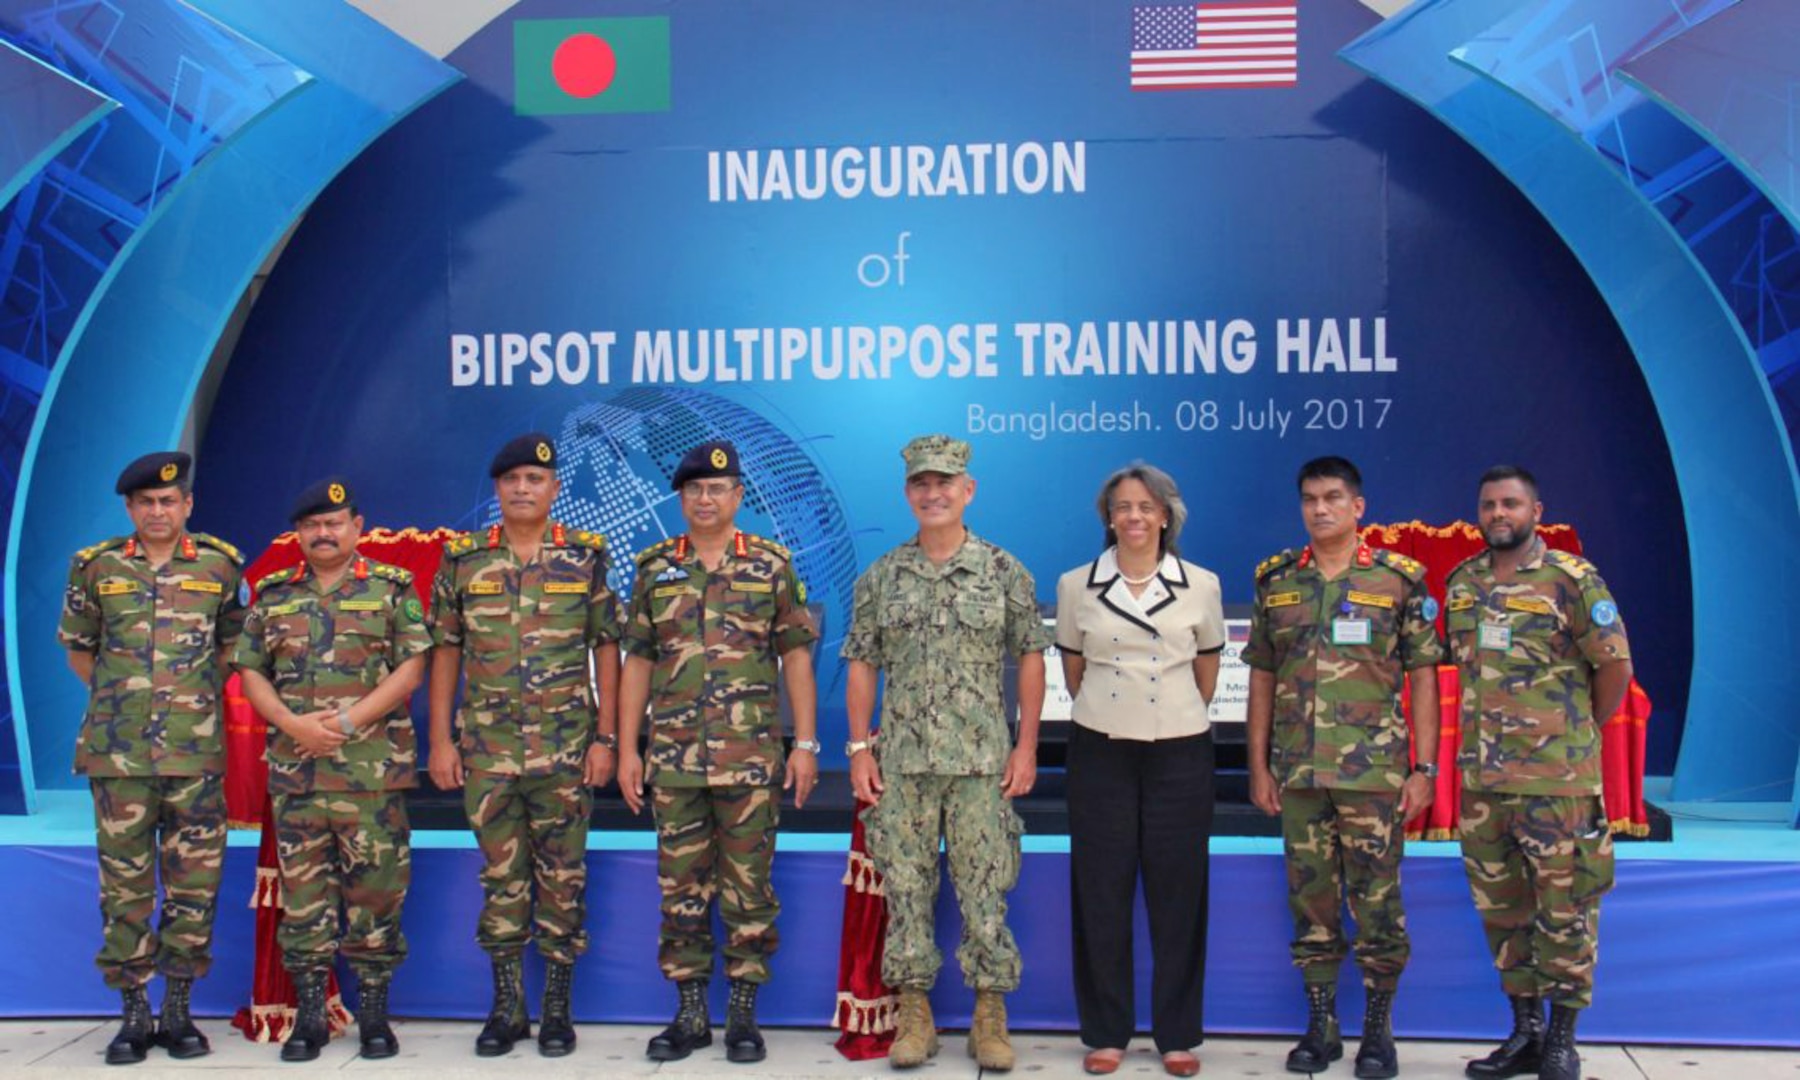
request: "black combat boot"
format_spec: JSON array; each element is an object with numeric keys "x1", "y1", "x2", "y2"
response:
[
  {"x1": 1537, "y1": 1004, "x2": 1581, "y2": 1080},
  {"x1": 1464, "y1": 996, "x2": 1542, "y2": 1078},
  {"x1": 1353, "y1": 988, "x2": 1398, "y2": 1079},
  {"x1": 723, "y1": 978, "x2": 766, "y2": 1064},
  {"x1": 105, "y1": 984, "x2": 154, "y2": 1065},
  {"x1": 280, "y1": 970, "x2": 331, "y2": 1062},
  {"x1": 537, "y1": 960, "x2": 576, "y2": 1057},
  {"x1": 646, "y1": 979, "x2": 712, "y2": 1061},
  {"x1": 156, "y1": 976, "x2": 209, "y2": 1059},
  {"x1": 474, "y1": 953, "x2": 530, "y2": 1057},
  {"x1": 356, "y1": 976, "x2": 399, "y2": 1059},
  {"x1": 1286, "y1": 982, "x2": 1344, "y2": 1074}
]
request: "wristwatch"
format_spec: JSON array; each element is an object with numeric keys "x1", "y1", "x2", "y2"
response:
[
  {"x1": 594, "y1": 732, "x2": 619, "y2": 750},
  {"x1": 336, "y1": 705, "x2": 356, "y2": 737},
  {"x1": 792, "y1": 739, "x2": 822, "y2": 754},
  {"x1": 1412, "y1": 762, "x2": 1439, "y2": 779},
  {"x1": 844, "y1": 739, "x2": 873, "y2": 758}
]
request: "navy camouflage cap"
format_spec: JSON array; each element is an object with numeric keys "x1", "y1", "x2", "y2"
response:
[
  {"x1": 115, "y1": 451, "x2": 191, "y2": 495},
  {"x1": 901, "y1": 434, "x2": 971, "y2": 478},
  {"x1": 671, "y1": 441, "x2": 741, "y2": 491},
  {"x1": 289, "y1": 476, "x2": 356, "y2": 522},
  {"x1": 489, "y1": 432, "x2": 557, "y2": 478}
]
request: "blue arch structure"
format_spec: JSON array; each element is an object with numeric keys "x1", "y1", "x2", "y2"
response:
[
  {"x1": 4, "y1": 0, "x2": 459, "y2": 804},
  {"x1": 1342, "y1": 0, "x2": 1800, "y2": 822}
]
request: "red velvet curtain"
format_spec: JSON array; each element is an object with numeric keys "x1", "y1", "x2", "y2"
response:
[
  {"x1": 1369, "y1": 522, "x2": 1651, "y2": 838},
  {"x1": 225, "y1": 528, "x2": 455, "y2": 1040},
  {"x1": 832, "y1": 802, "x2": 897, "y2": 1059}
]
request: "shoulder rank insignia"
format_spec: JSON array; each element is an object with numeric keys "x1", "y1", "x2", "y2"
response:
[
  {"x1": 366, "y1": 561, "x2": 414, "y2": 586},
  {"x1": 567, "y1": 528, "x2": 606, "y2": 552},
  {"x1": 443, "y1": 533, "x2": 479, "y2": 559},
  {"x1": 257, "y1": 565, "x2": 302, "y2": 590},
  {"x1": 1254, "y1": 548, "x2": 1299, "y2": 583},
  {"x1": 635, "y1": 537, "x2": 678, "y2": 566},
  {"x1": 72, "y1": 536, "x2": 128, "y2": 568},
  {"x1": 1445, "y1": 550, "x2": 1487, "y2": 585},
  {"x1": 746, "y1": 533, "x2": 792, "y2": 560},
  {"x1": 1370, "y1": 547, "x2": 1425, "y2": 581},
  {"x1": 190, "y1": 532, "x2": 244, "y2": 565},
  {"x1": 1543, "y1": 548, "x2": 1594, "y2": 581}
]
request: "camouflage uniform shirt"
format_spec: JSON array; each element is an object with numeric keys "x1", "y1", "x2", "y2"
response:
[
  {"x1": 622, "y1": 531, "x2": 817, "y2": 788},
  {"x1": 1444, "y1": 537, "x2": 1630, "y2": 797},
  {"x1": 58, "y1": 532, "x2": 246, "y2": 777},
  {"x1": 431, "y1": 522, "x2": 621, "y2": 776},
  {"x1": 841, "y1": 532, "x2": 1052, "y2": 776},
  {"x1": 233, "y1": 555, "x2": 435, "y2": 795},
  {"x1": 1244, "y1": 544, "x2": 1444, "y2": 792}
]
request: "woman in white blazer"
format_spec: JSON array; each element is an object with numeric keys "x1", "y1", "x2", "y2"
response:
[{"x1": 1054, "y1": 463, "x2": 1226, "y2": 1078}]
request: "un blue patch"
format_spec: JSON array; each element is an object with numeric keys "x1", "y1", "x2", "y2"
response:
[
  {"x1": 1590, "y1": 600, "x2": 1618, "y2": 627},
  {"x1": 239, "y1": 580, "x2": 253, "y2": 607},
  {"x1": 1421, "y1": 596, "x2": 1440, "y2": 621}
]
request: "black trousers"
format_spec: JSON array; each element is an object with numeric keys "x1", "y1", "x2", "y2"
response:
[{"x1": 1066, "y1": 724, "x2": 1214, "y2": 1052}]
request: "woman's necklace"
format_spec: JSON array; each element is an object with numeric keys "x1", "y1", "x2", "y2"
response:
[{"x1": 1119, "y1": 564, "x2": 1159, "y2": 586}]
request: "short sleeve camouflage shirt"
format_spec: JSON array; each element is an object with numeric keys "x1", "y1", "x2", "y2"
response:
[
  {"x1": 1243, "y1": 544, "x2": 1445, "y2": 793},
  {"x1": 58, "y1": 532, "x2": 246, "y2": 777},
  {"x1": 232, "y1": 555, "x2": 434, "y2": 794},
  {"x1": 840, "y1": 532, "x2": 1052, "y2": 776},
  {"x1": 621, "y1": 531, "x2": 818, "y2": 788},
  {"x1": 431, "y1": 522, "x2": 621, "y2": 776},
  {"x1": 1444, "y1": 536, "x2": 1630, "y2": 797}
]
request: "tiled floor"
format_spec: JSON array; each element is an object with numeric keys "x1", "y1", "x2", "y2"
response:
[{"x1": 0, "y1": 1020, "x2": 1792, "y2": 1078}]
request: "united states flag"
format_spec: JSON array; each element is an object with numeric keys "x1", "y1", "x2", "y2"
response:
[{"x1": 1130, "y1": 4, "x2": 1298, "y2": 91}]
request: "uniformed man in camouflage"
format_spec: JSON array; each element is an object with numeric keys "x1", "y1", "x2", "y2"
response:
[
  {"x1": 842, "y1": 434, "x2": 1051, "y2": 1073},
  {"x1": 615, "y1": 441, "x2": 820, "y2": 1065},
  {"x1": 428, "y1": 432, "x2": 621, "y2": 1058},
  {"x1": 233, "y1": 477, "x2": 433, "y2": 1061},
  {"x1": 1245, "y1": 456, "x2": 1442, "y2": 1080},
  {"x1": 58, "y1": 451, "x2": 245, "y2": 1065},
  {"x1": 1446, "y1": 466, "x2": 1630, "y2": 1080}
]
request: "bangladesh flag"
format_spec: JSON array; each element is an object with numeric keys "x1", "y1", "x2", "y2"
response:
[{"x1": 514, "y1": 17, "x2": 670, "y2": 115}]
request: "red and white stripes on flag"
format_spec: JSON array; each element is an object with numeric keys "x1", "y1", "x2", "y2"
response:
[{"x1": 1130, "y1": 4, "x2": 1298, "y2": 91}]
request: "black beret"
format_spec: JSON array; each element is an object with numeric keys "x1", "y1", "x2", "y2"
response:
[
  {"x1": 289, "y1": 476, "x2": 356, "y2": 522},
  {"x1": 115, "y1": 451, "x2": 191, "y2": 495},
  {"x1": 490, "y1": 432, "x2": 558, "y2": 478},
  {"x1": 671, "y1": 441, "x2": 741, "y2": 491}
]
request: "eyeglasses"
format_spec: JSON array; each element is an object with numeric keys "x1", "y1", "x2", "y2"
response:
[{"x1": 681, "y1": 481, "x2": 740, "y2": 500}]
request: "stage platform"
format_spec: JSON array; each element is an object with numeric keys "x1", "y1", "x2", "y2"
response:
[
  {"x1": 7, "y1": 1019, "x2": 1799, "y2": 1077},
  {"x1": 3, "y1": 779, "x2": 1794, "y2": 1048}
]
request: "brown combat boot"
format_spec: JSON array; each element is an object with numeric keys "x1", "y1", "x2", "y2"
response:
[
  {"x1": 968, "y1": 990, "x2": 1016, "y2": 1071},
  {"x1": 888, "y1": 989, "x2": 940, "y2": 1068}
]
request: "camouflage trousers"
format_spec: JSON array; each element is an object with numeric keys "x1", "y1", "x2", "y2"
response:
[
  {"x1": 273, "y1": 791, "x2": 410, "y2": 978},
  {"x1": 651, "y1": 783, "x2": 780, "y2": 983},
  {"x1": 863, "y1": 773, "x2": 1023, "y2": 992},
  {"x1": 1281, "y1": 787, "x2": 1409, "y2": 991},
  {"x1": 89, "y1": 775, "x2": 226, "y2": 989},
  {"x1": 1459, "y1": 791, "x2": 1614, "y2": 1009},
  {"x1": 465, "y1": 770, "x2": 593, "y2": 963}
]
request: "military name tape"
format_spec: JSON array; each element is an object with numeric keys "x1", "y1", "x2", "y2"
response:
[
  {"x1": 1265, "y1": 591, "x2": 1302, "y2": 608},
  {"x1": 180, "y1": 580, "x2": 224, "y2": 594},
  {"x1": 1345, "y1": 590, "x2": 1394, "y2": 610},
  {"x1": 542, "y1": 582, "x2": 590, "y2": 594}
]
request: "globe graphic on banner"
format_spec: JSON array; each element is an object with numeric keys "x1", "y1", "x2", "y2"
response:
[{"x1": 516, "y1": 387, "x2": 858, "y2": 664}]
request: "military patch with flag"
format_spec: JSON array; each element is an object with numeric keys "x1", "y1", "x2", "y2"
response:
[{"x1": 514, "y1": 16, "x2": 670, "y2": 115}]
